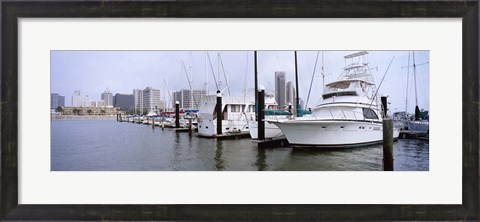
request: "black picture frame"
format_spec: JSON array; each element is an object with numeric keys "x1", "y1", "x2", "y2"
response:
[{"x1": 1, "y1": 0, "x2": 478, "y2": 220}]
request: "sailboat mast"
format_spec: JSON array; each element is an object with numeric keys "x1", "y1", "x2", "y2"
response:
[
  {"x1": 189, "y1": 52, "x2": 193, "y2": 109},
  {"x1": 295, "y1": 51, "x2": 300, "y2": 117},
  {"x1": 413, "y1": 51, "x2": 418, "y2": 107},
  {"x1": 180, "y1": 63, "x2": 183, "y2": 109},
  {"x1": 254, "y1": 51, "x2": 258, "y2": 121},
  {"x1": 243, "y1": 51, "x2": 249, "y2": 101},
  {"x1": 405, "y1": 51, "x2": 410, "y2": 112},
  {"x1": 413, "y1": 51, "x2": 420, "y2": 120}
]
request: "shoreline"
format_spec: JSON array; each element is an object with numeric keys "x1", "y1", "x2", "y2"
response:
[{"x1": 52, "y1": 115, "x2": 118, "y2": 120}]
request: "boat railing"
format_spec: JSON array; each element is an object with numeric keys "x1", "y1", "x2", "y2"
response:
[{"x1": 309, "y1": 108, "x2": 370, "y2": 122}]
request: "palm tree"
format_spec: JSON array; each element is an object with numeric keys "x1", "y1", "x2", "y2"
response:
[
  {"x1": 87, "y1": 109, "x2": 93, "y2": 115},
  {"x1": 73, "y1": 109, "x2": 79, "y2": 115},
  {"x1": 56, "y1": 106, "x2": 63, "y2": 114},
  {"x1": 100, "y1": 110, "x2": 106, "y2": 115}
]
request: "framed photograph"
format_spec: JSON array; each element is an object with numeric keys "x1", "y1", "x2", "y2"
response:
[{"x1": 1, "y1": 0, "x2": 478, "y2": 220}]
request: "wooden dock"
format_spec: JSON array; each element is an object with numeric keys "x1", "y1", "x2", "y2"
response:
[
  {"x1": 252, "y1": 137, "x2": 289, "y2": 148},
  {"x1": 197, "y1": 132, "x2": 251, "y2": 139}
]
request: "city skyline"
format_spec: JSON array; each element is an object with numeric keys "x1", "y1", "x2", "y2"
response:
[{"x1": 51, "y1": 50, "x2": 430, "y2": 113}]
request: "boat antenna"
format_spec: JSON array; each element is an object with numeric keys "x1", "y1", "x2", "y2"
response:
[
  {"x1": 368, "y1": 56, "x2": 395, "y2": 112},
  {"x1": 218, "y1": 53, "x2": 231, "y2": 96},
  {"x1": 322, "y1": 51, "x2": 325, "y2": 90},
  {"x1": 206, "y1": 52, "x2": 220, "y2": 92},
  {"x1": 305, "y1": 51, "x2": 320, "y2": 108}
]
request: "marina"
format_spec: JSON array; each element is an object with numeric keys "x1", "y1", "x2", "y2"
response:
[
  {"x1": 51, "y1": 50, "x2": 430, "y2": 171},
  {"x1": 51, "y1": 119, "x2": 428, "y2": 171}
]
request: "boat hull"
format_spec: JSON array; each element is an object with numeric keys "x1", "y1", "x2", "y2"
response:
[
  {"x1": 272, "y1": 120, "x2": 398, "y2": 147},
  {"x1": 197, "y1": 119, "x2": 250, "y2": 137},
  {"x1": 248, "y1": 121, "x2": 284, "y2": 140}
]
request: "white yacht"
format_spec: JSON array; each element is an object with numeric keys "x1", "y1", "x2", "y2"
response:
[
  {"x1": 269, "y1": 51, "x2": 399, "y2": 147},
  {"x1": 197, "y1": 93, "x2": 255, "y2": 137},
  {"x1": 248, "y1": 94, "x2": 288, "y2": 140}
]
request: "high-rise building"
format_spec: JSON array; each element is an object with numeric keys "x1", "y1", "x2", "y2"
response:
[
  {"x1": 172, "y1": 89, "x2": 207, "y2": 109},
  {"x1": 133, "y1": 89, "x2": 144, "y2": 114},
  {"x1": 275, "y1": 71, "x2": 286, "y2": 108},
  {"x1": 101, "y1": 88, "x2": 113, "y2": 107},
  {"x1": 143, "y1": 87, "x2": 161, "y2": 111},
  {"x1": 286, "y1": 81, "x2": 295, "y2": 105},
  {"x1": 51, "y1": 93, "x2": 65, "y2": 109},
  {"x1": 72, "y1": 90, "x2": 89, "y2": 107},
  {"x1": 113, "y1": 93, "x2": 134, "y2": 112}
]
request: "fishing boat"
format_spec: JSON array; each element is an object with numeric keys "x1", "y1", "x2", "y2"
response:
[
  {"x1": 269, "y1": 51, "x2": 399, "y2": 147},
  {"x1": 197, "y1": 93, "x2": 255, "y2": 137}
]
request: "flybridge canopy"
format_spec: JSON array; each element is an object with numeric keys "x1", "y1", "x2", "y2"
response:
[
  {"x1": 344, "y1": 51, "x2": 369, "y2": 59},
  {"x1": 326, "y1": 78, "x2": 374, "y2": 87}
]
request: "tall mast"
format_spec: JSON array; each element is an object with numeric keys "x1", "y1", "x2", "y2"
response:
[
  {"x1": 413, "y1": 51, "x2": 418, "y2": 107},
  {"x1": 295, "y1": 51, "x2": 300, "y2": 117},
  {"x1": 405, "y1": 51, "x2": 410, "y2": 112},
  {"x1": 180, "y1": 63, "x2": 183, "y2": 109},
  {"x1": 189, "y1": 52, "x2": 193, "y2": 109},
  {"x1": 413, "y1": 51, "x2": 420, "y2": 120},
  {"x1": 205, "y1": 51, "x2": 208, "y2": 96},
  {"x1": 254, "y1": 51, "x2": 258, "y2": 121}
]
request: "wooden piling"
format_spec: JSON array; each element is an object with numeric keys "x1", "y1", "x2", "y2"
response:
[
  {"x1": 216, "y1": 90, "x2": 222, "y2": 135},
  {"x1": 175, "y1": 101, "x2": 180, "y2": 128},
  {"x1": 383, "y1": 118, "x2": 394, "y2": 171},
  {"x1": 152, "y1": 117, "x2": 155, "y2": 129},
  {"x1": 258, "y1": 89, "x2": 265, "y2": 141},
  {"x1": 381, "y1": 96, "x2": 388, "y2": 117}
]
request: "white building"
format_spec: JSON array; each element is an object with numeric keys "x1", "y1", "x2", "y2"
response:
[
  {"x1": 172, "y1": 89, "x2": 207, "y2": 109},
  {"x1": 71, "y1": 90, "x2": 89, "y2": 107},
  {"x1": 132, "y1": 87, "x2": 165, "y2": 114},
  {"x1": 101, "y1": 88, "x2": 113, "y2": 107},
  {"x1": 133, "y1": 89, "x2": 144, "y2": 114},
  {"x1": 143, "y1": 87, "x2": 161, "y2": 111}
]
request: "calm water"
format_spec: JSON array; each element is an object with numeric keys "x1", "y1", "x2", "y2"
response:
[{"x1": 51, "y1": 120, "x2": 429, "y2": 171}]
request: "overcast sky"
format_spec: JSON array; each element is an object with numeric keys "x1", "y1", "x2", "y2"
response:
[{"x1": 51, "y1": 50, "x2": 429, "y2": 113}]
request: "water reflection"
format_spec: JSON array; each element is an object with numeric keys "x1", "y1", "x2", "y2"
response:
[
  {"x1": 51, "y1": 121, "x2": 428, "y2": 171},
  {"x1": 254, "y1": 148, "x2": 267, "y2": 171},
  {"x1": 214, "y1": 140, "x2": 225, "y2": 170}
]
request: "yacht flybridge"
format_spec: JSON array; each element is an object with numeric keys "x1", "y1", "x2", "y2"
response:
[{"x1": 269, "y1": 51, "x2": 399, "y2": 147}]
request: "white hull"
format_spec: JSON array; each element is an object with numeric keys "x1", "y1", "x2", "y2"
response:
[
  {"x1": 248, "y1": 121, "x2": 284, "y2": 140},
  {"x1": 197, "y1": 119, "x2": 250, "y2": 137},
  {"x1": 272, "y1": 120, "x2": 399, "y2": 147}
]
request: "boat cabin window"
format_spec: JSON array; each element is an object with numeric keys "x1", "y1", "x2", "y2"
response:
[
  {"x1": 328, "y1": 81, "x2": 351, "y2": 89},
  {"x1": 322, "y1": 91, "x2": 357, "y2": 99},
  {"x1": 362, "y1": 108, "x2": 379, "y2": 119},
  {"x1": 231, "y1": 105, "x2": 241, "y2": 112}
]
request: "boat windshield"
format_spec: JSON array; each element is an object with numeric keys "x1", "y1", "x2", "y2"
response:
[
  {"x1": 322, "y1": 81, "x2": 360, "y2": 99},
  {"x1": 362, "y1": 108, "x2": 379, "y2": 119}
]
